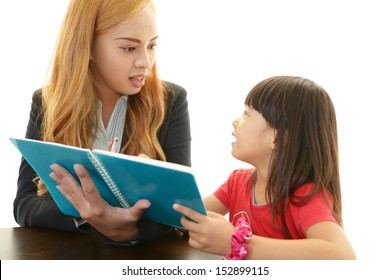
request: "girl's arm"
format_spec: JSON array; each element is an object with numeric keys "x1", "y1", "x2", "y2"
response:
[
  {"x1": 173, "y1": 204, "x2": 356, "y2": 259},
  {"x1": 203, "y1": 194, "x2": 228, "y2": 215},
  {"x1": 246, "y1": 221, "x2": 356, "y2": 259},
  {"x1": 173, "y1": 202, "x2": 234, "y2": 256}
]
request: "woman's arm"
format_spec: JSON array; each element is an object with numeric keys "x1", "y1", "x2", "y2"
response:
[
  {"x1": 14, "y1": 91, "x2": 82, "y2": 232},
  {"x1": 50, "y1": 163, "x2": 151, "y2": 242},
  {"x1": 16, "y1": 83, "x2": 193, "y2": 243},
  {"x1": 14, "y1": 92, "x2": 163, "y2": 244}
]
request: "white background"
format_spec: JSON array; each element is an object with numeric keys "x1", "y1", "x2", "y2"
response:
[{"x1": 0, "y1": 0, "x2": 389, "y2": 261}]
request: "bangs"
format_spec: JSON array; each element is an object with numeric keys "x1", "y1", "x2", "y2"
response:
[{"x1": 245, "y1": 76, "x2": 289, "y2": 129}]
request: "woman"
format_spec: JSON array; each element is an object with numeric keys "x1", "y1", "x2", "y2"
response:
[{"x1": 14, "y1": 0, "x2": 191, "y2": 245}]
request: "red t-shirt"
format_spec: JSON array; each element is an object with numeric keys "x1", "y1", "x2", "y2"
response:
[{"x1": 214, "y1": 169, "x2": 337, "y2": 239}]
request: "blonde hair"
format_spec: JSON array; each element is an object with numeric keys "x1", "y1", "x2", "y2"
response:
[{"x1": 38, "y1": 0, "x2": 166, "y2": 195}]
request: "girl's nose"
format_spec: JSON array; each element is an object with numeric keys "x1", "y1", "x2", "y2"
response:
[{"x1": 232, "y1": 118, "x2": 238, "y2": 128}]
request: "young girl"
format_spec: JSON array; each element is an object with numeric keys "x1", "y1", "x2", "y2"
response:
[
  {"x1": 174, "y1": 76, "x2": 356, "y2": 259},
  {"x1": 14, "y1": 0, "x2": 191, "y2": 245}
]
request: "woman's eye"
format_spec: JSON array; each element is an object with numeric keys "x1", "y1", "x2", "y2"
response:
[
  {"x1": 121, "y1": 47, "x2": 135, "y2": 52},
  {"x1": 149, "y1": 43, "x2": 157, "y2": 50}
]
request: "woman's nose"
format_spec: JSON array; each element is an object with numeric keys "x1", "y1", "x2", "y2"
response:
[{"x1": 135, "y1": 49, "x2": 153, "y2": 69}]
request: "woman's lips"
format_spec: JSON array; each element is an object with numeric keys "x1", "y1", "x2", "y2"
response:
[{"x1": 129, "y1": 75, "x2": 146, "y2": 88}]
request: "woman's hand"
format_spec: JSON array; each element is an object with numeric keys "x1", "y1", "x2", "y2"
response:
[
  {"x1": 173, "y1": 203, "x2": 235, "y2": 256},
  {"x1": 50, "y1": 163, "x2": 150, "y2": 242}
]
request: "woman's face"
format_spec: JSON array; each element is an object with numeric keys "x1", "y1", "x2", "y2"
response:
[
  {"x1": 231, "y1": 106, "x2": 275, "y2": 168},
  {"x1": 90, "y1": 7, "x2": 158, "y2": 101}
]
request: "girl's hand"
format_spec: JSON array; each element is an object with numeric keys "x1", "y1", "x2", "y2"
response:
[
  {"x1": 50, "y1": 163, "x2": 150, "y2": 242},
  {"x1": 173, "y1": 203, "x2": 235, "y2": 256}
]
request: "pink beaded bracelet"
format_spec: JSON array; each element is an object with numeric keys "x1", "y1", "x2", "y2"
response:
[{"x1": 223, "y1": 217, "x2": 252, "y2": 260}]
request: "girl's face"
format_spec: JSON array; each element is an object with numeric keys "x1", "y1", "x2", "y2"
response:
[
  {"x1": 232, "y1": 106, "x2": 275, "y2": 168},
  {"x1": 90, "y1": 7, "x2": 157, "y2": 101}
]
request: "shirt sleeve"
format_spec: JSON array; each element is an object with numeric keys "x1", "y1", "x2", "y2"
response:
[
  {"x1": 290, "y1": 185, "x2": 338, "y2": 236},
  {"x1": 214, "y1": 174, "x2": 233, "y2": 209},
  {"x1": 214, "y1": 169, "x2": 253, "y2": 209}
]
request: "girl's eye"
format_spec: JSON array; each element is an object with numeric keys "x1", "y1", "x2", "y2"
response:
[{"x1": 149, "y1": 43, "x2": 157, "y2": 50}]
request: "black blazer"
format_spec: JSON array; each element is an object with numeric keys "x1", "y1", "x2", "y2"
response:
[{"x1": 14, "y1": 81, "x2": 191, "y2": 244}]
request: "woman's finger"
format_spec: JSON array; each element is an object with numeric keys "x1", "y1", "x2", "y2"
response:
[
  {"x1": 50, "y1": 163, "x2": 92, "y2": 214},
  {"x1": 73, "y1": 164, "x2": 106, "y2": 209},
  {"x1": 50, "y1": 163, "x2": 85, "y2": 202}
]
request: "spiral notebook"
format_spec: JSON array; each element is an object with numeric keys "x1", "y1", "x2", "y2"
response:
[{"x1": 10, "y1": 137, "x2": 206, "y2": 228}]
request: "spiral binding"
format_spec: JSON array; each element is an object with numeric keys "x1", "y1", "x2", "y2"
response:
[{"x1": 88, "y1": 152, "x2": 131, "y2": 208}]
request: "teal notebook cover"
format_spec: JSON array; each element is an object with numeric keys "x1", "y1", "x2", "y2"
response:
[{"x1": 10, "y1": 137, "x2": 206, "y2": 228}]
